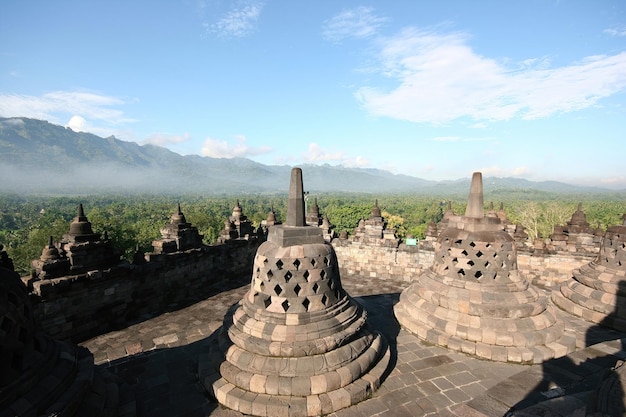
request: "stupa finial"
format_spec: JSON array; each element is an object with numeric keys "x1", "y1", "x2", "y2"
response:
[
  {"x1": 464, "y1": 172, "x2": 484, "y2": 218},
  {"x1": 286, "y1": 167, "x2": 306, "y2": 227}
]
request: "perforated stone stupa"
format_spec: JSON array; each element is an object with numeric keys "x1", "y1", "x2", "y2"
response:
[
  {"x1": 0, "y1": 262, "x2": 132, "y2": 416},
  {"x1": 552, "y1": 214, "x2": 626, "y2": 331},
  {"x1": 394, "y1": 172, "x2": 574, "y2": 363},
  {"x1": 200, "y1": 168, "x2": 390, "y2": 416}
]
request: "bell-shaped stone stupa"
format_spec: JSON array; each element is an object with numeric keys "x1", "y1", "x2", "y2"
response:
[
  {"x1": 552, "y1": 214, "x2": 626, "y2": 331},
  {"x1": 200, "y1": 167, "x2": 390, "y2": 416},
  {"x1": 394, "y1": 172, "x2": 574, "y2": 363}
]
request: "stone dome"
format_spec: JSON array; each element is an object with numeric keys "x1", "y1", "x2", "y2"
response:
[
  {"x1": 170, "y1": 203, "x2": 187, "y2": 224},
  {"x1": 68, "y1": 203, "x2": 95, "y2": 236},
  {"x1": 39, "y1": 236, "x2": 61, "y2": 261}
]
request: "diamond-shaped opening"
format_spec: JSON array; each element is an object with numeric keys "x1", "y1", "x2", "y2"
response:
[
  {"x1": 263, "y1": 258, "x2": 269, "y2": 265},
  {"x1": 493, "y1": 253, "x2": 498, "y2": 258},
  {"x1": 321, "y1": 294, "x2": 328, "y2": 306},
  {"x1": 302, "y1": 298, "x2": 310, "y2": 311},
  {"x1": 474, "y1": 271, "x2": 483, "y2": 279},
  {"x1": 11, "y1": 353, "x2": 23, "y2": 372},
  {"x1": 467, "y1": 260, "x2": 475, "y2": 266},
  {"x1": 443, "y1": 266, "x2": 449, "y2": 271},
  {"x1": 323, "y1": 257, "x2": 329, "y2": 266},
  {"x1": 452, "y1": 257, "x2": 458, "y2": 265},
  {"x1": 276, "y1": 259, "x2": 284, "y2": 270},
  {"x1": 320, "y1": 270, "x2": 326, "y2": 279},
  {"x1": 311, "y1": 258, "x2": 317, "y2": 267},
  {"x1": 293, "y1": 259, "x2": 301, "y2": 270},
  {"x1": 267, "y1": 270, "x2": 274, "y2": 279},
  {"x1": 455, "y1": 239, "x2": 463, "y2": 245},
  {"x1": 284, "y1": 271, "x2": 293, "y2": 282},
  {"x1": 458, "y1": 268, "x2": 465, "y2": 276},
  {"x1": 486, "y1": 243, "x2": 491, "y2": 248},
  {"x1": 7, "y1": 291, "x2": 18, "y2": 307},
  {"x1": 469, "y1": 241, "x2": 476, "y2": 247},
  {"x1": 484, "y1": 261, "x2": 490, "y2": 268},
  {"x1": 274, "y1": 284, "x2": 283, "y2": 296},
  {"x1": 281, "y1": 300, "x2": 290, "y2": 312},
  {"x1": 264, "y1": 297, "x2": 272, "y2": 308},
  {"x1": 312, "y1": 282, "x2": 320, "y2": 293},
  {"x1": 1, "y1": 317, "x2": 13, "y2": 334},
  {"x1": 476, "y1": 251, "x2": 483, "y2": 258},
  {"x1": 303, "y1": 270, "x2": 310, "y2": 281},
  {"x1": 259, "y1": 281, "x2": 265, "y2": 291},
  {"x1": 461, "y1": 250, "x2": 468, "y2": 256},
  {"x1": 294, "y1": 283, "x2": 302, "y2": 296}
]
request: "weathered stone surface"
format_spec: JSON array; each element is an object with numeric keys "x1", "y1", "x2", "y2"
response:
[
  {"x1": 394, "y1": 172, "x2": 573, "y2": 363},
  {"x1": 552, "y1": 215, "x2": 626, "y2": 332},
  {"x1": 0, "y1": 262, "x2": 133, "y2": 417},
  {"x1": 200, "y1": 168, "x2": 390, "y2": 416}
]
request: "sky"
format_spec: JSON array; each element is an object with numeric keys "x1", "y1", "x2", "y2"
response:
[{"x1": 1, "y1": 1, "x2": 625, "y2": 188}]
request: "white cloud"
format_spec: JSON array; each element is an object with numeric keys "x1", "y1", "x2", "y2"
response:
[
  {"x1": 141, "y1": 132, "x2": 191, "y2": 147},
  {"x1": 67, "y1": 115, "x2": 87, "y2": 132},
  {"x1": 479, "y1": 165, "x2": 532, "y2": 178},
  {"x1": 303, "y1": 142, "x2": 370, "y2": 168},
  {"x1": 201, "y1": 134, "x2": 271, "y2": 158},
  {"x1": 355, "y1": 27, "x2": 626, "y2": 124},
  {"x1": 0, "y1": 91, "x2": 132, "y2": 126},
  {"x1": 305, "y1": 142, "x2": 344, "y2": 162},
  {"x1": 604, "y1": 26, "x2": 626, "y2": 37},
  {"x1": 209, "y1": 1, "x2": 263, "y2": 38},
  {"x1": 322, "y1": 6, "x2": 388, "y2": 43}
]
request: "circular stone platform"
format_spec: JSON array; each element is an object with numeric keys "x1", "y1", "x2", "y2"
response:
[{"x1": 394, "y1": 172, "x2": 575, "y2": 364}]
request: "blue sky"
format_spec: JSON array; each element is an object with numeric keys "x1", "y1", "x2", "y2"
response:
[{"x1": 1, "y1": 1, "x2": 625, "y2": 188}]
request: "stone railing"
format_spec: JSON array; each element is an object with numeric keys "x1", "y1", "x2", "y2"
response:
[
  {"x1": 24, "y1": 234, "x2": 603, "y2": 344},
  {"x1": 28, "y1": 239, "x2": 260, "y2": 343},
  {"x1": 331, "y1": 239, "x2": 433, "y2": 282}
]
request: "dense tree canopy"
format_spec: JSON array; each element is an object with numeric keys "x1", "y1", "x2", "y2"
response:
[{"x1": 1, "y1": 191, "x2": 624, "y2": 276}]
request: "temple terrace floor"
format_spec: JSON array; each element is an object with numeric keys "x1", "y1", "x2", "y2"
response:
[{"x1": 80, "y1": 273, "x2": 626, "y2": 417}]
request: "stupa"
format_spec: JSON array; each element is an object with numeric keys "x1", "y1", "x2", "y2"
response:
[
  {"x1": 0, "y1": 259, "x2": 133, "y2": 416},
  {"x1": 200, "y1": 168, "x2": 390, "y2": 416},
  {"x1": 58, "y1": 204, "x2": 120, "y2": 274},
  {"x1": 219, "y1": 200, "x2": 254, "y2": 242},
  {"x1": 31, "y1": 236, "x2": 71, "y2": 280},
  {"x1": 151, "y1": 203, "x2": 204, "y2": 254},
  {"x1": 552, "y1": 214, "x2": 626, "y2": 331},
  {"x1": 394, "y1": 172, "x2": 574, "y2": 363}
]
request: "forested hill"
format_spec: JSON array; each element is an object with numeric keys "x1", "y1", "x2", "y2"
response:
[{"x1": 0, "y1": 117, "x2": 617, "y2": 196}]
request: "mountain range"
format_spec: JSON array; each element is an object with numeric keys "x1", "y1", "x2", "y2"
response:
[{"x1": 0, "y1": 117, "x2": 619, "y2": 196}]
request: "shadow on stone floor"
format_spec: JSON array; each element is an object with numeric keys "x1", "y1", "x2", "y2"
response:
[
  {"x1": 505, "y1": 281, "x2": 626, "y2": 417},
  {"x1": 355, "y1": 292, "x2": 402, "y2": 386},
  {"x1": 120, "y1": 274, "x2": 251, "y2": 332},
  {"x1": 101, "y1": 336, "x2": 218, "y2": 417},
  {"x1": 98, "y1": 292, "x2": 403, "y2": 417}
]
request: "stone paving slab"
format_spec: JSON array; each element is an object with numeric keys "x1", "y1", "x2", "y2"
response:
[{"x1": 80, "y1": 274, "x2": 626, "y2": 417}]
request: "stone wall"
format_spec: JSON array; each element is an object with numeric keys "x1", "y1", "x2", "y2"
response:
[
  {"x1": 29, "y1": 240, "x2": 260, "y2": 343},
  {"x1": 332, "y1": 239, "x2": 433, "y2": 282},
  {"x1": 517, "y1": 250, "x2": 596, "y2": 289},
  {"x1": 25, "y1": 235, "x2": 602, "y2": 344}
]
